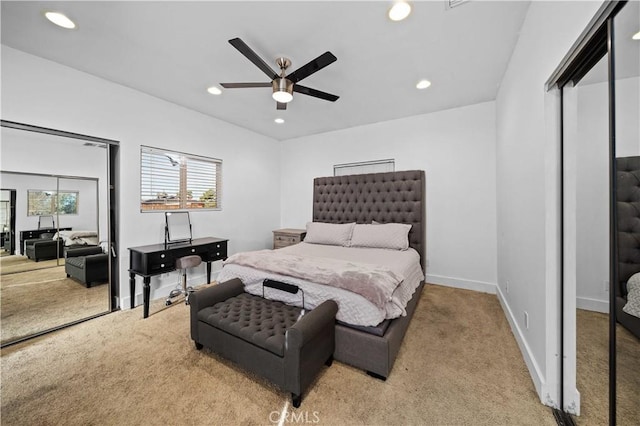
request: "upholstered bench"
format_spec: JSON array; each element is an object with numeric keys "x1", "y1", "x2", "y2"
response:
[
  {"x1": 189, "y1": 278, "x2": 338, "y2": 407},
  {"x1": 65, "y1": 246, "x2": 108, "y2": 287}
]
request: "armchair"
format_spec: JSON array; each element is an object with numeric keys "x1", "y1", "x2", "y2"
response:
[
  {"x1": 25, "y1": 233, "x2": 64, "y2": 261},
  {"x1": 65, "y1": 246, "x2": 109, "y2": 287}
]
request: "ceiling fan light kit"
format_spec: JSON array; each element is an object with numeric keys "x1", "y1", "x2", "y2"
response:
[
  {"x1": 272, "y1": 78, "x2": 293, "y2": 103},
  {"x1": 220, "y1": 37, "x2": 339, "y2": 110}
]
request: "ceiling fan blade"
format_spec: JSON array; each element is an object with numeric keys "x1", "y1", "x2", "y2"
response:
[
  {"x1": 287, "y1": 52, "x2": 337, "y2": 83},
  {"x1": 277, "y1": 102, "x2": 287, "y2": 110},
  {"x1": 220, "y1": 82, "x2": 272, "y2": 88},
  {"x1": 293, "y1": 85, "x2": 339, "y2": 102},
  {"x1": 228, "y1": 38, "x2": 279, "y2": 80}
]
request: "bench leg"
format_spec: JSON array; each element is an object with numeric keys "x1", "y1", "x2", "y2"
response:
[
  {"x1": 325, "y1": 355, "x2": 333, "y2": 367},
  {"x1": 291, "y1": 393, "x2": 301, "y2": 408},
  {"x1": 366, "y1": 371, "x2": 387, "y2": 381}
]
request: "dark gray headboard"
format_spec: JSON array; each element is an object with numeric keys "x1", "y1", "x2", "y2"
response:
[
  {"x1": 313, "y1": 170, "x2": 426, "y2": 270},
  {"x1": 617, "y1": 156, "x2": 640, "y2": 297}
]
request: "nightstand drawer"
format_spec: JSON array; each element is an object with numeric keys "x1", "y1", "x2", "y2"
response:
[
  {"x1": 272, "y1": 228, "x2": 306, "y2": 249},
  {"x1": 274, "y1": 235, "x2": 301, "y2": 244}
]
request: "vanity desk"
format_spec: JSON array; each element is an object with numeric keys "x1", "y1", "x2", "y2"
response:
[{"x1": 128, "y1": 237, "x2": 228, "y2": 318}]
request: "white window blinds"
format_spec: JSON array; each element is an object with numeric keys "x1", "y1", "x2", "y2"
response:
[{"x1": 140, "y1": 146, "x2": 222, "y2": 211}]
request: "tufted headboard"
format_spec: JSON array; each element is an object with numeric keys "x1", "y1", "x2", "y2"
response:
[
  {"x1": 313, "y1": 170, "x2": 426, "y2": 271},
  {"x1": 616, "y1": 156, "x2": 640, "y2": 298}
]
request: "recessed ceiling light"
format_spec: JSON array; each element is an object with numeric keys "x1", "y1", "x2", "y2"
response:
[
  {"x1": 44, "y1": 11, "x2": 76, "y2": 29},
  {"x1": 207, "y1": 86, "x2": 222, "y2": 95},
  {"x1": 633, "y1": 31, "x2": 640, "y2": 41},
  {"x1": 274, "y1": 118, "x2": 285, "y2": 124},
  {"x1": 416, "y1": 79, "x2": 431, "y2": 89},
  {"x1": 388, "y1": 1, "x2": 412, "y2": 22}
]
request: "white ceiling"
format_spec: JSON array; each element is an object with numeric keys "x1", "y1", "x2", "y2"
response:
[{"x1": 1, "y1": 1, "x2": 531, "y2": 141}]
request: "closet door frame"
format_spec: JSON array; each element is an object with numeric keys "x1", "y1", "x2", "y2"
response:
[{"x1": 546, "y1": 1, "x2": 626, "y2": 424}]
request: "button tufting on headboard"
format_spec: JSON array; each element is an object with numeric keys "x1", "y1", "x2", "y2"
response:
[
  {"x1": 616, "y1": 156, "x2": 640, "y2": 297},
  {"x1": 313, "y1": 170, "x2": 426, "y2": 270}
]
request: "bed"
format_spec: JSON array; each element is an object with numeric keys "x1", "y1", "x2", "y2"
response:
[
  {"x1": 52, "y1": 230, "x2": 99, "y2": 247},
  {"x1": 218, "y1": 170, "x2": 426, "y2": 379},
  {"x1": 616, "y1": 156, "x2": 640, "y2": 338}
]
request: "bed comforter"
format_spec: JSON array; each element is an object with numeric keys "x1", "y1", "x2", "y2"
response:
[{"x1": 217, "y1": 242, "x2": 424, "y2": 327}]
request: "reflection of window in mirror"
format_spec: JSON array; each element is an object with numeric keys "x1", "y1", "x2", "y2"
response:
[
  {"x1": 0, "y1": 200, "x2": 9, "y2": 232},
  {"x1": 27, "y1": 190, "x2": 78, "y2": 215},
  {"x1": 165, "y1": 211, "x2": 192, "y2": 243}
]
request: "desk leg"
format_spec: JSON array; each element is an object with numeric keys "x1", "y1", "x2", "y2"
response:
[
  {"x1": 207, "y1": 261, "x2": 212, "y2": 284},
  {"x1": 143, "y1": 277, "x2": 151, "y2": 319},
  {"x1": 129, "y1": 272, "x2": 136, "y2": 309}
]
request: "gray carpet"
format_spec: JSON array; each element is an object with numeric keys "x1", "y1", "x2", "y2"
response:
[
  {"x1": 0, "y1": 255, "x2": 64, "y2": 275},
  {"x1": 1, "y1": 284, "x2": 557, "y2": 425},
  {"x1": 1, "y1": 265, "x2": 109, "y2": 345},
  {"x1": 576, "y1": 309, "x2": 640, "y2": 425}
]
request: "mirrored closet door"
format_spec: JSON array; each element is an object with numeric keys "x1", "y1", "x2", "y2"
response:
[
  {"x1": 0, "y1": 122, "x2": 117, "y2": 346},
  {"x1": 562, "y1": 52, "x2": 610, "y2": 424},
  {"x1": 613, "y1": 2, "x2": 640, "y2": 423},
  {"x1": 549, "y1": 1, "x2": 639, "y2": 424}
]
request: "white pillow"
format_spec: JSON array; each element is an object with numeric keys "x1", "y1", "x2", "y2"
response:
[
  {"x1": 623, "y1": 273, "x2": 640, "y2": 319},
  {"x1": 304, "y1": 222, "x2": 355, "y2": 247},
  {"x1": 350, "y1": 223, "x2": 412, "y2": 250}
]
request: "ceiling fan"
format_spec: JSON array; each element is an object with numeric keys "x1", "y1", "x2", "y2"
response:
[{"x1": 220, "y1": 37, "x2": 339, "y2": 110}]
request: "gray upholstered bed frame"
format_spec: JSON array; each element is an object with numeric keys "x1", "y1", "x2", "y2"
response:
[
  {"x1": 616, "y1": 157, "x2": 640, "y2": 338},
  {"x1": 313, "y1": 169, "x2": 426, "y2": 378}
]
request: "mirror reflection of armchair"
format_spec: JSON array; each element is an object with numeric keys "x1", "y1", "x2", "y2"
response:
[
  {"x1": 38, "y1": 215, "x2": 55, "y2": 229},
  {"x1": 25, "y1": 232, "x2": 64, "y2": 261}
]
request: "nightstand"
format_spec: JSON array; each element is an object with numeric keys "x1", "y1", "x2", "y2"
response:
[{"x1": 273, "y1": 228, "x2": 306, "y2": 249}]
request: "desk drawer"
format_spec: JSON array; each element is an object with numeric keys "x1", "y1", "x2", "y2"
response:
[
  {"x1": 207, "y1": 241, "x2": 227, "y2": 262},
  {"x1": 147, "y1": 251, "x2": 175, "y2": 273}
]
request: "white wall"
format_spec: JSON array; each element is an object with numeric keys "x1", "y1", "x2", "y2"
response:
[
  {"x1": 496, "y1": 0, "x2": 604, "y2": 409},
  {"x1": 280, "y1": 101, "x2": 498, "y2": 292},
  {"x1": 1, "y1": 46, "x2": 281, "y2": 307},
  {"x1": 1, "y1": 127, "x2": 108, "y2": 251}
]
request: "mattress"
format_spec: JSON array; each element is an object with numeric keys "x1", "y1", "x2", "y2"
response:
[{"x1": 217, "y1": 242, "x2": 424, "y2": 327}]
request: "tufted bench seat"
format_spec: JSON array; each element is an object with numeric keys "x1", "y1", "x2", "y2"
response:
[{"x1": 190, "y1": 278, "x2": 338, "y2": 407}]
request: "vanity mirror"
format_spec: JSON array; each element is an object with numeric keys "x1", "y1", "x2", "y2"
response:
[{"x1": 165, "y1": 211, "x2": 192, "y2": 244}]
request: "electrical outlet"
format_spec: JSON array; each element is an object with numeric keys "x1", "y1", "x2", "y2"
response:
[
  {"x1": 604, "y1": 280, "x2": 609, "y2": 292},
  {"x1": 506, "y1": 280, "x2": 509, "y2": 294},
  {"x1": 524, "y1": 311, "x2": 529, "y2": 330}
]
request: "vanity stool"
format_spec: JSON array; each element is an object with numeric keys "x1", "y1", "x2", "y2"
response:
[
  {"x1": 190, "y1": 278, "x2": 337, "y2": 407},
  {"x1": 166, "y1": 254, "x2": 201, "y2": 306}
]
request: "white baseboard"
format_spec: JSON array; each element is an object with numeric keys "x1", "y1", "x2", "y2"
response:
[
  {"x1": 576, "y1": 296, "x2": 609, "y2": 314},
  {"x1": 496, "y1": 285, "x2": 546, "y2": 401},
  {"x1": 120, "y1": 270, "x2": 220, "y2": 309},
  {"x1": 425, "y1": 274, "x2": 497, "y2": 294}
]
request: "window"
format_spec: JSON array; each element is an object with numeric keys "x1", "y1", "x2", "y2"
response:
[
  {"x1": 140, "y1": 146, "x2": 222, "y2": 211},
  {"x1": 27, "y1": 190, "x2": 78, "y2": 216},
  {"x1": 333, "y1": 159, "x2": 395, "y2": 176}
]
